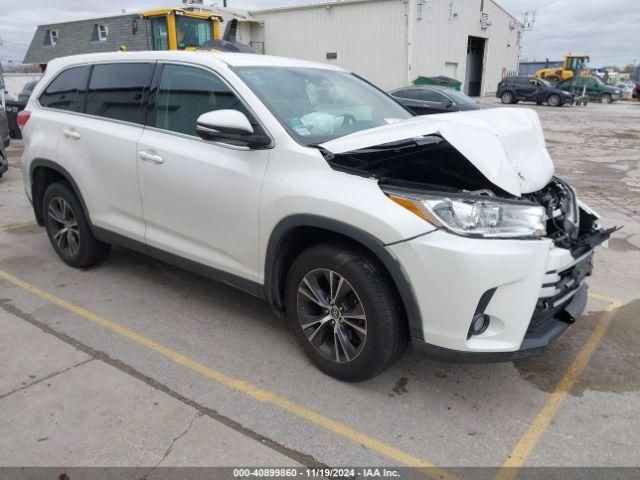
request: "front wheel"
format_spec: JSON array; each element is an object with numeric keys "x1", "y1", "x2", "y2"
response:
[
  {"x1": 500, "y1": 91, "x2": 515, "y2": 104},
  {"x1": 599, "y1": 93, "x2": 613, "y2": 104},
  {"x1": 285, "y1": 242, "x2": 407, "y2": 382},
  {"x1": 43, "y1": 181, "x2": 110, "y2": 268},
  {"x1": 547, "y1": 94, "x2": 561, "y2": 107}
]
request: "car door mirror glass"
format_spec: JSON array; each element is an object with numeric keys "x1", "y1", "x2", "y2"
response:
[{"x1": 196, "y1": 110, "x2": 270, "y2": 149}]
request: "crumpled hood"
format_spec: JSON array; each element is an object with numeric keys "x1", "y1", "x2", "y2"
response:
[{"x1": 319, "y1": 107, "x2": 554, "y2": 196}]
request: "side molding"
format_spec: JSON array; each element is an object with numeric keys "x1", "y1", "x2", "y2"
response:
[{"x1": 264, "y1": 214, "x2": 425, "y2": 339}]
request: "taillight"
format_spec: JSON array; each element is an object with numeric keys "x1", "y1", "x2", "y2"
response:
[{"x1": 17, "y1": 110, "x2": 31, "y2": 128}]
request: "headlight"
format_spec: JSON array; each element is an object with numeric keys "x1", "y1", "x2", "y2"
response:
[{"x1": 387, "y1": 191, "x2": 546, "y2": 238}]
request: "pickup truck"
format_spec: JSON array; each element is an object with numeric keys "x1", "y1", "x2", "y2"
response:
[{"x1": 558, "y1": 76, "x2": 622, "y2": 104}]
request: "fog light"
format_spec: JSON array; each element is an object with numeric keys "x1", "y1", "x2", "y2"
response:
[{"x1": 469, "y1": 313, "x2": 490, "y2": 336}]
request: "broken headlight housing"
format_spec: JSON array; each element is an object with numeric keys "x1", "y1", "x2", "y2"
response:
[{"x1": 388, "y1": 192, "x2": 547, "y2": 239}]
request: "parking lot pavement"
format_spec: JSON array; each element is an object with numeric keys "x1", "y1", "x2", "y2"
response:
[
  {"x1": 0, "y1": 100, "x2": 639, "y2": 474},
  {"x1": 0, "y1": 307, "x2": 300, "y2": 468}
]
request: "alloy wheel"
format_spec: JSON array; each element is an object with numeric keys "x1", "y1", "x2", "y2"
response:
[
  {"x1": 48, "y1": 196, "x2": 80, "y2": 257},
  {"x1": 297, "y1": 268, "x2": 367, "y2": 363}
]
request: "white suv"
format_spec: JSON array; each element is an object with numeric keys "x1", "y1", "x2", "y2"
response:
[{"x1": 19, "y1": 51, "x2": 613, "y2": 381}]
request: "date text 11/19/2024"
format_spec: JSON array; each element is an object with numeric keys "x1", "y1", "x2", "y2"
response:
[{"x1": 233, "y1": 467, "x2": 402, "y2": 477}]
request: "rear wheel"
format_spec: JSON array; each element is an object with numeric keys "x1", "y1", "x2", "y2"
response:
[
  {"x1": 547, "y1": 94, "x2": 561, "y2": 107},
  {"x1": 43, "y1": 182, "x2": 110, "y2": 268},
  {"x1": 500, "y1": 91, "x2": 515, "y2": 104},
  {"x1": 285, "y1": 242, "x2": 407, "y2": 382}
]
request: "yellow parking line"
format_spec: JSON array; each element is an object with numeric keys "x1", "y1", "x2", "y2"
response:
[
  {"x1": 2, "y1": 221, "x2": 38, "y2": 231},
  {"x1": 495, "y1": 294, "x2": 623, "y2": 480},
  {"x1": 0, "y1": 268, "x2": 457, "y2": 480}
]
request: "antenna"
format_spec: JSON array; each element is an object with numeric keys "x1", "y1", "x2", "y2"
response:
[{"x1": 522, "y1": 11, "x2": 536, "y2": 31}]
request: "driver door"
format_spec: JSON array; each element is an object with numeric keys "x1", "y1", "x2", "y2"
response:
[{"x1": 137, "y1": 63, "x2": 269, "y2": 284}]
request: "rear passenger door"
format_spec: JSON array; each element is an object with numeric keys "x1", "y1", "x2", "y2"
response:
[
  {"x1": 136, "y1": 63, "x2": 269, "y2": 285},
  {"x1": 55, "y1": 62, "x2": 154, "y2": 243}
]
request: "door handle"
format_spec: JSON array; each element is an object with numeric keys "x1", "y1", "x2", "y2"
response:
[
  {"x1": 63, "y1": 129, "x2": 81, "y2": 140},
  {"x1": 138, "y1": 150, "x2": 165, "y2": 165}
]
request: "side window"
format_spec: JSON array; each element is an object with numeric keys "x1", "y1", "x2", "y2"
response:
[
  {"x1": 392, "y1": 89, "x2": 415, "y2": 100},
  {"x1": 151, "y1": 17, "x2": 169, "y2": 50},
  {"x1": 85, "y1": 63, "x2": 154, "y2": 124},
  {"x1": 154, "y1": 64, "x2": 250, "y2": 137},
  {"x1": 421, "y1": 90, "x2": 447, "y2": 102},
  {"x1": 39, "y1": 66, "x2": 90, "y2": 112}
]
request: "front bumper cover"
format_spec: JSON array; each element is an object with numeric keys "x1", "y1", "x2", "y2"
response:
[{"x1": 412, "y1": 282, "x2": 588, "y2": 363}]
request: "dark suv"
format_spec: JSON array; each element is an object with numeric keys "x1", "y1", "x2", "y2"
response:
[{"x1": 496, "y1": 76, "x2": 574, "y2": 107}]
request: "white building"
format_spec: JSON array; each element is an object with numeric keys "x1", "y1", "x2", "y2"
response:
[{"x1": 248, "y1": 0, "x2": 522, "y2": 95}]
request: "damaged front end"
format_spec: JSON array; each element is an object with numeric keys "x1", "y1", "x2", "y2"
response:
[
  {"x1": 320, "y1": 134, "x2": 616, "y2": 255},
  {"x1": 319, "y1": 127, "x2": 618, "y2": 357}
]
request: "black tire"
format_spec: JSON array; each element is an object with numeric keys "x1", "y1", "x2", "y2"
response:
[
  {"x1": 285, "y1": 242, "x2": 407, "y2": 382},
  {"x1": 42, "y1": 181, "x2": 110, "y2": 268},
  {"x1": 599, "y1": 93, "x2": 612, "y2": 104},
  {"x1": 547, "y1": 94, "x2": 561, "y2": 107},
  {"x1": 500, "y1": 91, "x2": 515, "y2": 104}
]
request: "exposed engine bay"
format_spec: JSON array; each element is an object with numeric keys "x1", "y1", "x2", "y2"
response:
[{"x1": 320, "y1": 135, "x2": 618, "y2": 256}]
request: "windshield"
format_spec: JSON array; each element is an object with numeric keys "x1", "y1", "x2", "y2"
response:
[
  {"x1": 443, "y1": 89, "x2": 476, "y2": 105},
  {"x1": 235, "y1": 67, "x2": 412, "y2": 145},
  {"x1": 175, "y1": 16, "x2": 214, "y2": 49}
]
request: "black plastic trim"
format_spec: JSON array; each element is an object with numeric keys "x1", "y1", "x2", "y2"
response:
[
  {"x1": 264, "y1": 214, "x2": 424, "y2": 338},
  {"x1": 467, "y1": 287, "x2": 496, "y2": 339},
  {"x1": 93, "y1": 227, "x2": 263, "y2": 299},
  {"x1": 29, "y1": 159, "x2": 94, "y2": 230}
]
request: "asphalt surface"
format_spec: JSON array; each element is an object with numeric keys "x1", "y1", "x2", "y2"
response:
[{"x1": 0, "y1": 100, "x2": 639, "y2": 475}]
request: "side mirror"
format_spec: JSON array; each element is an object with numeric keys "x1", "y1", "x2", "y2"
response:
[{"x1": 196, "y1": 110, "x2": 271, "y2": 149}]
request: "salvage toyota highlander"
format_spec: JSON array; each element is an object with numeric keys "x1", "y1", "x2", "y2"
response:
[{"x1": 19, "y1": 51, "x2": 615, "y2": 381}]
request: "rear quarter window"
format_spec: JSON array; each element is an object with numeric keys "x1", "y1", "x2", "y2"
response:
[
  {"x1": 84, "y1": 63, "x2": 154, "y2": 124},
  {"x1": 39, "y1": 66, "x2": 90, "y2": 112}
]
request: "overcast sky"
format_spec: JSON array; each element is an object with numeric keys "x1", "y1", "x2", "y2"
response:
[{"x1": 0, "y1": 0, "x2": 637, "y2": 67}]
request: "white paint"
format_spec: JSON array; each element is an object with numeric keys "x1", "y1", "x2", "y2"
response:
[{"x1": 321, "y1": 107, "x2": 554, "y2": 196}]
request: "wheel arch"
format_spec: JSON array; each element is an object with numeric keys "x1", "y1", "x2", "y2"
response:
[
  {"x1": 30, "y1": 158, "x2": 93, "y2": 231},
  {"x1": 264, "y1": 214, "x2": 424, "y2": 339}
]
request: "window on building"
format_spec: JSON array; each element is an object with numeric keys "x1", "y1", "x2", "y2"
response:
[
  {"x1": 154, "y1": 64, "x2": 250, "y2": 138},
  {"x1": 91, "y1": 24, "x2": 109, "y2": 42},
  {"x1": 84, "y1": 63, "x2": 154, "y2": 124},
  {"x1": 44, "y1": 30, "x2": 58, "y2": 46},
  {"x1": 39, "y1": 66, "x2": 90, "y2": 112},
  {"x1": 99, "y1": 25, "x2": 109, "y2": 41}
]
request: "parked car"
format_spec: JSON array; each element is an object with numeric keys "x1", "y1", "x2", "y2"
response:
[
  {"x1": 19, "y1": 51, "x2": 613, "y2": 381},
  {"x1": 18, "y1": 80, "x2": 39, "y2": 103},
  {"x1": 0, "y1": 104, "x2": 9, "y2": 147},
  {"x1": 615, "y1": 83, "x2": 634, "y2": 98},
  {"x1": 0, "y1": 105, "x2": 9, "y2": 177},
  {"x1": 389, "y1": 86, "x2": 489, "y2": 115},
  {"x1": 558, "y1": 76, "x2": 621, "y2": 104},
  {"x1": 496, "y1": 76, "x2": 574, "y2": 106},
  {"x1": 633, "y1": 83, "x2": 639, "y2": 100}
]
